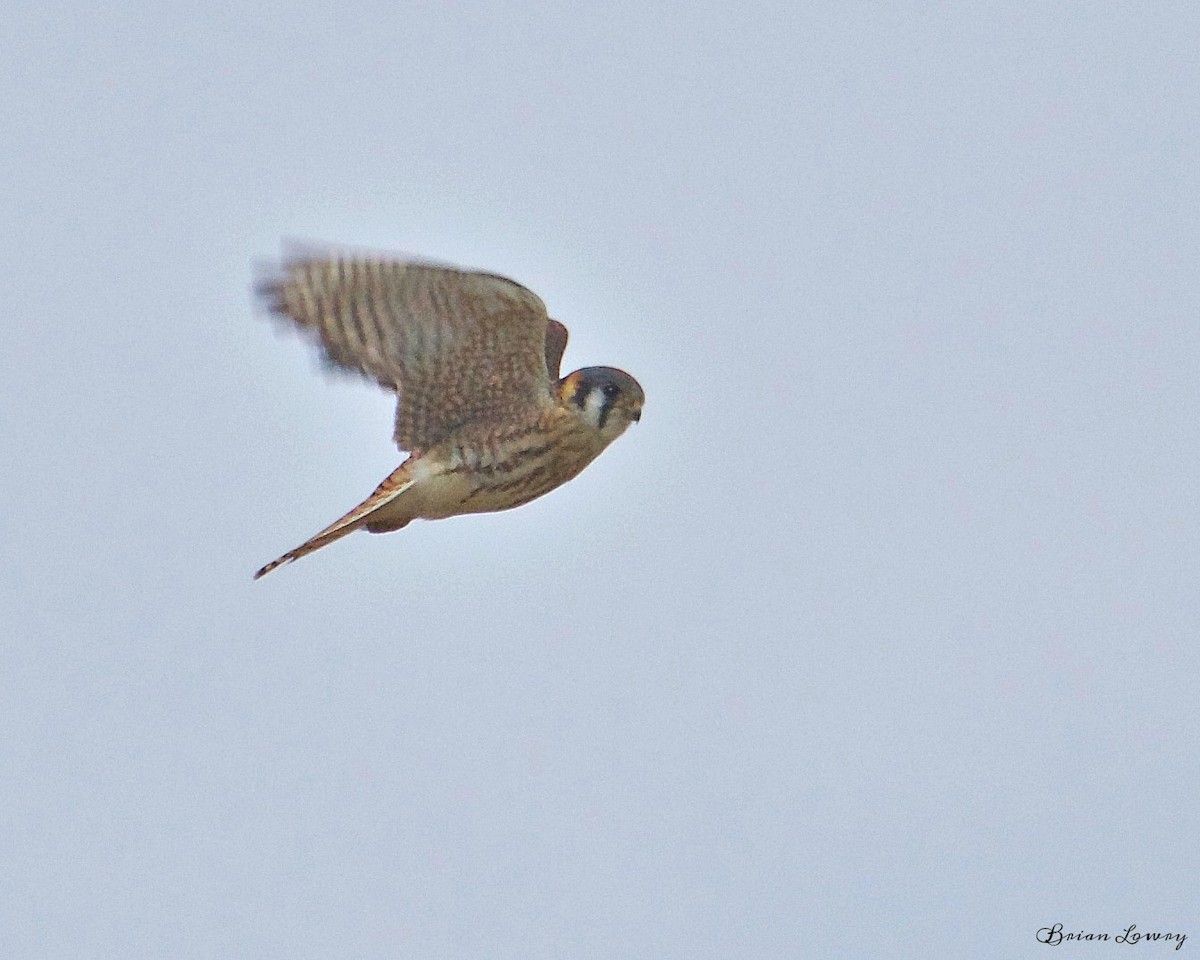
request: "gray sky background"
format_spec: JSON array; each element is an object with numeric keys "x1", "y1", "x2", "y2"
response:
[{"x1": 2, "y1": 2, "x2": 1197, "y2": 957}]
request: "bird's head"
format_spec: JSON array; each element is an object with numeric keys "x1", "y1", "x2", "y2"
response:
[{"x1": 560, "y1": 366, "x2": 645, "y2": 440}]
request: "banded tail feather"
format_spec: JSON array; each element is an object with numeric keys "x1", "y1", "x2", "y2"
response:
[{"x1": 254, "y1": 464, "x2": 415, "y2": 579}]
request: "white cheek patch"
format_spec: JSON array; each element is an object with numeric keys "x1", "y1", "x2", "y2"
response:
[{"x1": 583, "y1": 387, "x2": 610, "y2": 428}]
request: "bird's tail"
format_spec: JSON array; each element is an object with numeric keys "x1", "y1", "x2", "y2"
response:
[{"x1": 254, "y1": 462, "x2": 415, "y2": 579}]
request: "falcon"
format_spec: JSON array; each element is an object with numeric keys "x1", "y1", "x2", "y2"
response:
[{"x1": 253, "y1": 248, "x2": 645, "y2": 579}]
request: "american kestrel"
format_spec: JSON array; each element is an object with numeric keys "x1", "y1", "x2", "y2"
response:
[{"x1": 253, "y1": 248, "x2": 645, "y2": 579}]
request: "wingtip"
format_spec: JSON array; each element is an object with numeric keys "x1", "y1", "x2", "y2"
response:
[
  {"x1": 252, "y1": 239, "x2": 330, "y2": 315},
  {"x1": 252, "y1": 258, "x2": 289, "y2": 314}
]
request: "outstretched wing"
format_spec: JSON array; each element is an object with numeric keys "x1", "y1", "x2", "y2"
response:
[{"x1": 258, "y1": 249, "x2": 556, "y2": 451}]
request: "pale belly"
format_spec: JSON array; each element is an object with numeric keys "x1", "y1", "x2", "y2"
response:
[{"x1": 404, "y1": 442, "x2": 602, "y2": 520}]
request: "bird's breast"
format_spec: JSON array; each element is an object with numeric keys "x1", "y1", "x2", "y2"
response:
[{"x1": 418, "y1": 417, "x2": 604, "y2": 517}]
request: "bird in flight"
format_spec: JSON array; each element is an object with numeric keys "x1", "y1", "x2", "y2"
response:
[{"x1": 253, "y1": 248, "x2": 645, "y2": 579}]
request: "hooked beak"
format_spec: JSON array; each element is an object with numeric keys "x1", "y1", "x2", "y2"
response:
[{"x1": 631, "y1": 407, "x2": 642, "y2": 423}]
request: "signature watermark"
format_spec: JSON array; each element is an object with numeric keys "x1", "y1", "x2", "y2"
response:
[{"x1": 1037, "y1": 924, "x2": 1187, "y2": 951}]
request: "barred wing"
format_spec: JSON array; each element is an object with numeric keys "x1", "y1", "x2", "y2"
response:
[{"x1": 259, "y1": 251, "x2": 556, "y2": 451}]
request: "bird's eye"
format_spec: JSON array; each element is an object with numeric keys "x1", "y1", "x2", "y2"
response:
[{"x1": 602, "y1": 383, "x2": 619, "y2": 399}]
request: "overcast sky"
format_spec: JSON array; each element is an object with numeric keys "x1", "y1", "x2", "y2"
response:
[{"x1": 2, "y1": 2, "x2": 1197, "y2": 957}]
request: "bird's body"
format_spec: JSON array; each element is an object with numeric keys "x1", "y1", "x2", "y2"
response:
[{"x1": 253, "y1": 249, "x2": 644, "y2": 578}]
